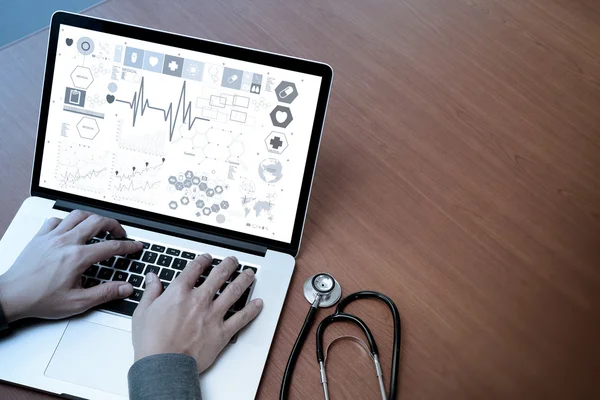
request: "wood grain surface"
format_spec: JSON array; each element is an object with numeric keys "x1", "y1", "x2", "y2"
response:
[{"x1": 1, "y1": 0, "x2": 599, "y2": 399}]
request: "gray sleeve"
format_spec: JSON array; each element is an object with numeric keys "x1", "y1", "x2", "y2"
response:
[
  {"x1": 128, "y1": 353, "x2": 202, "y2": 400},
  {"x1": 0, "y1": 303, "x2": 9, "y2": 332}
]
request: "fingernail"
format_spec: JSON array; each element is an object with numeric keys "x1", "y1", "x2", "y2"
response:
[
  {"x1": 197, "y1": 253, "x2": 212, "y2": 260},
  {"x1": 244, "y1": 268, "x2": 255, "y2": 277},
  {"x1": 146, "y1": 273, "x2": 155, "y2": 283},
  {"x1": 118, "y1": 283, "x2": 133, "y2": 297},
  {"x1": 230, "y1": 256, "x2": 238, "y2": 264},
  {"x1": 255, "y1": 298, "x2": 263, "y2": 308}
]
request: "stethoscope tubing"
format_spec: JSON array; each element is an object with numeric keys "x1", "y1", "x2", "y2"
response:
[{"x1": 279, "y1": 289, "x2": 401, "y2": 400}]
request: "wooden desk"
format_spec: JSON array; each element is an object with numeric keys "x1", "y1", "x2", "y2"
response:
[{"x1": 1, "y1": 0, "x2": 599, "y2": 398}]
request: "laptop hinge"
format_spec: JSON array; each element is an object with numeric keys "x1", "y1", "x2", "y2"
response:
[{"x1": 53, "y1": 200, "x2": 268, "y2": 257}]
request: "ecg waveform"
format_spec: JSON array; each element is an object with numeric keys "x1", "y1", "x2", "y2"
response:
[
  {"x1": 60, "y1": 168, "x2": 107, "y2": 186},
  {"x1": 116, "y1": 77, "x2": 209, "y2": 141}
]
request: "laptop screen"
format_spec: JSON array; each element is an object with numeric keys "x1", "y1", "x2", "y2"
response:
[{"x1": 37, "y1": 22, "x2": 326, "y2": 246}]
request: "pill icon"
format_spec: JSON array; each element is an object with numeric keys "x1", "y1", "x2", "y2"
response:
[
  {"x1": 279, "y1": 85, "x2": 294, "y2": 98},
  {"x1": 131, "y1": 52, "x2": 138, "y2": 63},
  {"x1": 228, "y1": 74, "x2": 239, "y2": 83}
]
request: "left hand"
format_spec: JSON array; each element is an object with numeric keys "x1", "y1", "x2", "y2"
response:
[{"x1": 0, "y1": 210, "x2": 143, "y2": 323}]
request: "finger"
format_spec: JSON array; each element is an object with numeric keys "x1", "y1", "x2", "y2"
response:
[
  {"x1": 36, "y1": 217, "x2": 62, "y2": 236},
  {"x1": 224, "y1": 298, "x2": 263, "y2": 338},
  {"x1": 213, "y1": 268, "x2": 255, "y2": 315},
  {"x1": 80, "y1": 240, "x2": 144, "y2": 268},
  {"x1": 70, "y1": 214, "x2": 127, "y2": 242},
  {"x1": 73, "y1": 281, "x2": 134, "y2": 312},
  {"x1": 177, "y1": 254, "x2": 211, "y2": 289},
  {"x1": 53, "y1": 210, "x2": 93, "y2": 234},
  {"x1": 137, "y1": 273, "x2": 162, "y2": 312},
  {"x1": 201, "y1": 256, "x2": 238, "y2": 296}
]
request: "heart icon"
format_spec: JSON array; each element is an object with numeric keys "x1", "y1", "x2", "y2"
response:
[
  {"x1": 66, "y1": 38, "x2": 73, "y2": 46},
  {"x1": 275, "y1": 111, "x2": 288, "y2": 123},
  {"x1": 149, "y1": 56, "x2": 159, "y2": 67},
  {"x1": 106, "y1": 94, "x2": 115, "y2": 104}
]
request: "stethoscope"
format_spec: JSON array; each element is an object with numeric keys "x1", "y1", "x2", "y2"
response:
[{"x1": 279, "y1": 273, "x2": 401, "y2": 400}]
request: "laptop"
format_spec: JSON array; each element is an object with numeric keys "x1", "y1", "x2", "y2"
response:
[{"x1": 0, "y1": 11, "x2": 332, "y2": 400}]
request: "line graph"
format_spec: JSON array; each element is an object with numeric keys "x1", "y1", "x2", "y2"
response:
[
  {"x1": 116, "y1": 77, "x2": 209, "y2": 142},
  {"x1": 111, "y1": 156, "x2": 165, "y2": 205},
  {"x1": 55, "y1": 144, "x2": 110, "y2": 194},
  {"x1": 113, "y1": 180, "x2": 161, "y2": 192},
  {"x1": 60, "y1": 168, "x2": 107, "y2": 186}
]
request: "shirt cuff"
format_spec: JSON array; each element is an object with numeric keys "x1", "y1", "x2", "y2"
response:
[{"x1": 128, "y1": 353, "x2": 202, "y2": 400}]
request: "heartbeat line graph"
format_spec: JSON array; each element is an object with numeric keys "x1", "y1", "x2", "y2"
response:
[{"x1": 116, "y1": 77, "x2": 209, "y2": 141}]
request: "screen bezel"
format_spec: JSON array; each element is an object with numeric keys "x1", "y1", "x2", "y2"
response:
[{"x1": 31, "y1": 11, "x2": 333, "y2": 256}]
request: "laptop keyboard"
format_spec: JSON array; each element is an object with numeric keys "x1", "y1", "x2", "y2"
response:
[{"x1": 82, "y1": 232, "x2": 258, "y2": 319}]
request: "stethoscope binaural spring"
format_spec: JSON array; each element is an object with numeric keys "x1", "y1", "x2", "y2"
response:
[{"x1": 279, "y1": 273, "x2": 401, "y2": 400}]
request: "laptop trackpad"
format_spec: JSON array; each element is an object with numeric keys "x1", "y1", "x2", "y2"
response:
[{"x1": 45, "y1": 319, "x2": 133, "y2": 396}]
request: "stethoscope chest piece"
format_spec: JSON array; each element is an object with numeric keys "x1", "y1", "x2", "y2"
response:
[{"x1": 303, "y1": 273, "x2": 342, "y2": 308}]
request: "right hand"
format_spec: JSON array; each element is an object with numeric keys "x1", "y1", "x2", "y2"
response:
[{"x1": 131, "y1": 254, "x2": 263, "y2": 373}]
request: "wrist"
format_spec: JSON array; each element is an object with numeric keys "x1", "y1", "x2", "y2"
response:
[{"x1": 0, "y1": 276, "x2": 24, "y2": 323}]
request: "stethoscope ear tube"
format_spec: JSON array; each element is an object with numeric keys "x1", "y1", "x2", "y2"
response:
[{"x1": 315, "y1": 313, "x2": 379, "y2": 362}]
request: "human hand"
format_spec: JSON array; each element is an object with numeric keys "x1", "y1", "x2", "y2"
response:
[
  {"x1": 0, "y1": 210, "x2": 143, "y2": 323},
  {"x1": 132, "y1": 255, "x2": 263, "y2": 373}
]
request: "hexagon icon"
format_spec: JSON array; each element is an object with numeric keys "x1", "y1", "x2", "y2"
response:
[
  {"x1": 211, "y1": 204, "x2": 220, "y2": 213},
  {"x1": 214, "y1": 185, "x2": 223, "y2": 194},
  {"x1": 175, "y1": 182, "x2": 184, "y2": 191},
  {"x1": 168, "y1": 176, "x2": 177, "y2": 185},
  {"x1": 71, "y1": 66, "x2": 94, "y2": 89},
  {"x1": 265, "y1": 131, "x2": 288, "y2": 154},
  {"x1": 202, "y1": 207, "x2": 212, "y2": 216},
  {"x1": 181, "y1": 196, "x2": 190, "y2": 205},
  {"x1": 76, "y1": 117, "x2": 100, "y2": 140},
  {"x1": 275, "y1": 81, "x2": 298, "y2": 104},
  {"x1": 270, "y1": 105, "x2": 293, "y2": 128},
  {"x1": 185, "y1": 171, "x2": 194, "y2": 179},
  {"x1": 183, "y1": 179, "x2": 192, "y2": 188},
  {"x1": 220, "y1": 201, "x2": 229, "y2": 209},
  {"x1": 192, "y1": 176, "x2": 201, "y2": 185},
  {"x1": 169, "y1": 201, "x2": 178, "y2": 210},
  {"x1": 206, "y1": 188, "x2": 215, "y2": 197},
  {"x1": 198, "y1": 182, "x2": 208, "y2": 191},
  {"x1": 196, "y1": 199, "x2": 205, "y2": 208}
]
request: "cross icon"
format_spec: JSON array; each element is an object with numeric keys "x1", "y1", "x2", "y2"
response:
[{"x1": 270, "y1": 136, "x2": 283, "y2": 149}]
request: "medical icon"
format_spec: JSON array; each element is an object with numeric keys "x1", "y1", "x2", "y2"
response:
[
  {"x1": 162, "y1": 55, "x2": 184, "y2": 77},
  {"x1": 275, "y1": 81, "x2": 298, "y2": 104},
  {"x1": 270, "y1": 105, "x2": 293, "y2": 128},
  {"x1": 77, "y1": 37, "x2": 95, "y2": 55},
  {"x1": 124, "y1": 47, "x2": 145, "y2": 68},
  {"x1": 222, "y1": 67, "x2": 243, "y2": 89}
]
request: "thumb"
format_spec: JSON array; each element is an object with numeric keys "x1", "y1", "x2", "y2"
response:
[
  {"x1": 78, "y1": 281, "x2": 133, "y2": 310},
  {"x1": 137, "y1": 272, "x2": 162, "y2": 311}
]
